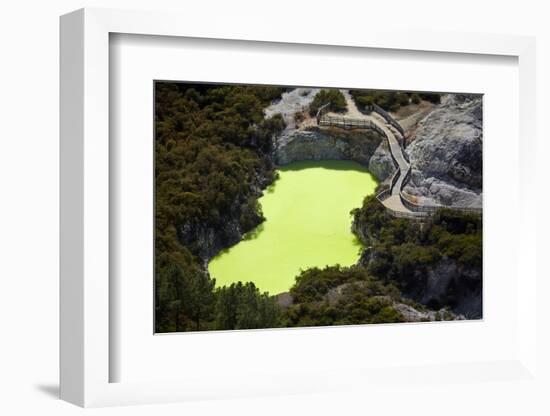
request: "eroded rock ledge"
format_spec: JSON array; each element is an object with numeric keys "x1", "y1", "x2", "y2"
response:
[
  {"x1": 405, "y1": 94, "x2": 483, "y2": 208},
  {"x1": 273, "y1": 125, "x2": 394, "y2": 182},
  {"x1": 275, "y1": 285, "x2": 463, "y2": 322}
]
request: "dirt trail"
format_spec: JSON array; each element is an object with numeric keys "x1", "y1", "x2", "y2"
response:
[{"x1": 340, "y1": 89, "x2": 364, "y2": 118}]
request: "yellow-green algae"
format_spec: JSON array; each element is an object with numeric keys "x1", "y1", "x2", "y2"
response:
[{"x1": 208, "y1": 160, "x2": 377, "y2": 295}]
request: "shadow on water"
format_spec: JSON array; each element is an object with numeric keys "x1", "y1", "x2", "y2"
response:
[
  {"x1": 212, "y1": 159, "x2": 372, "y2": 268},
  {"x1": 265, "y1": 183, "x2": 277, "y2": 194},
  {"x1": 351, "y1": 235, "x2": 365, "y2": 257},
  {"x1": 243, "y1": 223, "x2": 265, "y2": 241},
  {"x1": 210, "y1": 223, "x2": 266, "y2": 262},
  {"x1": 351, "y1": 235, "x2": 363, "y2": 248},
  {"x1": 277, "y1": 159, "x2": 370, "y2": 173}
]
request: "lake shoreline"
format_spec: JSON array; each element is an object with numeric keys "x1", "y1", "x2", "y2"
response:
[{"x1": 208, "y1": 160, "x2": 378, "y2": 295}]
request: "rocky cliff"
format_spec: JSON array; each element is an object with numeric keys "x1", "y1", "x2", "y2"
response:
[
  {"x1": 404, "y1": 94, "x2": 483, "y2": 208},
  {"x1": 177, "y1": 171, "x2": 272, "y2": 261},
  {"x1": 418, "y1": 257, "x2": 482, "y2": 318},
  {"x1": 264, "y1": 87, "x2": 320, "y2": 129},
  {"x1": 273, "y1": 126, "x2": 393, "y2": 182},
  {"x1": 357, "y1": 244, "x2": 481, "y2": 319},
  {"x1": 275, "y1": 284, "x2": 463, "y2": 322}
]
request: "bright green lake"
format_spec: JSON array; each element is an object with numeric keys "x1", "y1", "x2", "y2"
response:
[{"x1": 208, "y1": 160, "x2": 377, "y2": 295}]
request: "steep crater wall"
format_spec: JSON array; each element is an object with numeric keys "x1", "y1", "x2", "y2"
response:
[
  {"x1": 273, "y1": 126, "x2": 394, "y2": 182},
  {"x1": 355, "y1": 225, "x2": 482, "y2": 319},
  {"x1": 177, "y1": 171, "x2": 273, "y2": 261},
  {"x1": 405, "y1": 94, "x2": 483, "y2": 208}
]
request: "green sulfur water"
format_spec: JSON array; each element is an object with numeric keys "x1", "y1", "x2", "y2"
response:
[{"x1": 208, "y1": 160, "x2": 377, "y2": 295}]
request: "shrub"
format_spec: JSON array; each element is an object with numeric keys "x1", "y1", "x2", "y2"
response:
[
  {"x1": 419, "y1": 93, "x2": 441, "y2": 104},
  {"x1": 350, "y1": 89, "x2": 442, "y2": 112},
  {"x1": 294, "y1": 111, "x2": 305, "y2": 124},
  {"x1": 308, "y1": 89, "x2": 347, "y2": 116},
  {"x1": 351, "y1": 195, "x2": 482, "y2": 304},
  {"x1": 155, "y1": 82, "x2": 286, "y2": 332},
  {"x1": 214, "y1": 282, "x2": 281, "y2": 330},
  {"x1": 282, "y1": 266, "x2": 405, "y2": 327}
]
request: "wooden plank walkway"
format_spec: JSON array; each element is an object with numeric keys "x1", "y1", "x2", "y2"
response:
[
  {"x1": 321, "y1": 92, "x2": 416, "y2": 217},
  {"x1": 319, "y1": 91, "x2": 482, "y2": 219}
]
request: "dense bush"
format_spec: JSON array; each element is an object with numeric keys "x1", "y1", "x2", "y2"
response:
[
  {"x1": 283, "y1": 266, "x2": 404, "y2": 327},
  {"x1": 293, "y1": 111, "x2": 305, "y2": 124},
  {"x1": 418, "y1": 93, "x2": 442, "y2": 104},
  {"x1": 351, "y1": 195, "x2": 482, "y2": 302},
  {"x1": 154, "y1": 83, "x2": 461, "y2": 332},
  {"x1": 308, "y1": 89, "x2": 347, "y2": 116},
  {"x1": 155, "y1": 82, "x2": 287, "y2": 332},
  {"x1": 214, "y1": 282, "x2": 281, "y2": 330},
  {"x1": 349, "y1": 89, "x2": 442, "y2": 113},
  {"x1": 155, "y1": 248, "x2": 216, "y2": 332}
]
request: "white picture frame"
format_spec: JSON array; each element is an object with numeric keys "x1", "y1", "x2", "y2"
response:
[{"x1": 60, "y1": 7, "x2": 538, "y2": 408}]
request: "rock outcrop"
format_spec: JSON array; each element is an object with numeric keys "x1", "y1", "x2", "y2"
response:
[
  {"x1": 275, "y1": 283, "x2": 463, "y2": 322},
  {"x1": 325, "y1": 284, "x2": 463, "y2": 322},
  {"x1": 274, "y1": 292, "x2": 294, "y2": 309},
  {"x1": 368, "y1": 141, "x2": 395, "y2": 182},
  {"x1": 358, "y1": 246, "x2": 482, "y2": 319},
  {"x1": 178, "y1": 219, "x2": 240, "y2": 260},
  {"x1": 392, "y1": 302, "x2": 462, "y2": 322},
  {"x1": 419, "y1": 257, "x2": 482, "y2": 319},
  {"x1": 264, "y1": 88, "x2": 320, "y2": 129},
  {"x1": 177, "y1": 172, "x2": 272, "y2": 260},
  {"x1": 404, "y1": 94, "x2": 483, "y2": 208},
  {"x1": 273, "y1": 126, "x2": 392, "y2": 182}
]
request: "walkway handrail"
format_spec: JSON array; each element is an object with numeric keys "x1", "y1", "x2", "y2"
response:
[
  {"x1": 376, "y1": 188, "x2": 391, "y2": 202},
  {"x1": 365, "y1": 103, "x2": 405, "y2": 137},
  {"x1": 316, "y1": 97, "x2": 481, "y2": 219},
  {"x1": 315, "y1": 102, "x2": 331, "y2": 122},
  {"x1": 318, "y1": 115, "x2": 388, "y2": 137},
  {"x1": 401, "y1": 190, "x2": 482, "y2": 215}
]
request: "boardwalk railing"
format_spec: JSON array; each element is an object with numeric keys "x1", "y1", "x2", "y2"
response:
[
  {"x1": 365, "y1": 103, "x2": 405, "y2": 137},
  {"x1": 384, "y1": 205, "x2": 431, "y2": 219},
  {"x1": 315, "y1": 102, "x2": 331, "y2": 122},
  {"x1": 376, "y1": 188, "x2": 391, "y2": 202},
  {"x1": 319, "y1": 115, "x2": 387, "y2": 137},
  {"x1": 401, "y1": 190, "x2": 483, "y2": 215},
  {"x1": 316, "y1": 101, "x2": 482, "y2": 219},
  {"x1": 376, "y1": 170, "x2": 400, "y2": 202}
]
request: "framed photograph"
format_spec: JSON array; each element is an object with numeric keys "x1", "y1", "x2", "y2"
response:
[
  {"x1": 60, "y1": 8, "x2": 539, "y2": 408},
  {"x1": 152, "y1": 80, "x2": 482, "y2": 335}
]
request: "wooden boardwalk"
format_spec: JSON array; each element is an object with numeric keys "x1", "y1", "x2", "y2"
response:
[
  {"x1": 319, "y1": 92, "x2": 481, "y2": 219},
  {"x1": 320, "y1": 92, "x2": 418, "y2": 217}
]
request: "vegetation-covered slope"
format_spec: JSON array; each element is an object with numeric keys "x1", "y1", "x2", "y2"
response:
[
  {"x1": 349, "y1": 89, "x2": 441, "y2": 113},
  {"x1": 352, "y1": 195, "x2": 482, "y2": 316},
  {"x1": 283, "y1": 266, "x2": 405, "y2": 327},
  {"x1": 155, "y1": 83, "x2": 286, "y2": 332},
  {"x1": 155, "y1": 84, "x2": 480, "y2": 333},
  {"x1": 308, "y1": 89, "x2": 347, "y2": 116}
]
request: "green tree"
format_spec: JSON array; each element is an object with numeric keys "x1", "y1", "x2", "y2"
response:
[
  {"x1": 187, "y1": 271, "x2": 216, "y2": 331},
  {"x1": 214, "y1": 282, "x2": 281, "y2": 330},
  {"x1": 155, "y1": 263, "x2": 187, "y2": 332},
  {"x1": 309, "y1": 89, "x2": 347, "y2": 116}
]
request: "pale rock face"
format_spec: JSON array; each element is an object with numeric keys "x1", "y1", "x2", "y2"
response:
[
  {"x1": 392, "y1": 303, "x2": 464, "y2": 322},
  {"x1": 325, "y1": 285, "x2": 463, "y2": 321},
  {"x1": 273, "y1": 126, "x2": 390, "y2": 181},
  {"x1": 368, "y1": 141, "x2": 395, "y2": 182},
  {"x1": 264, "y1": 88, "x2": 320, "y2": 129},
  {"x1": 274, "y1": 128, "x2": 344, "y2": 164},
  {"x1": 404, "y1": 94, "x2": 483, "y2": 208}
]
